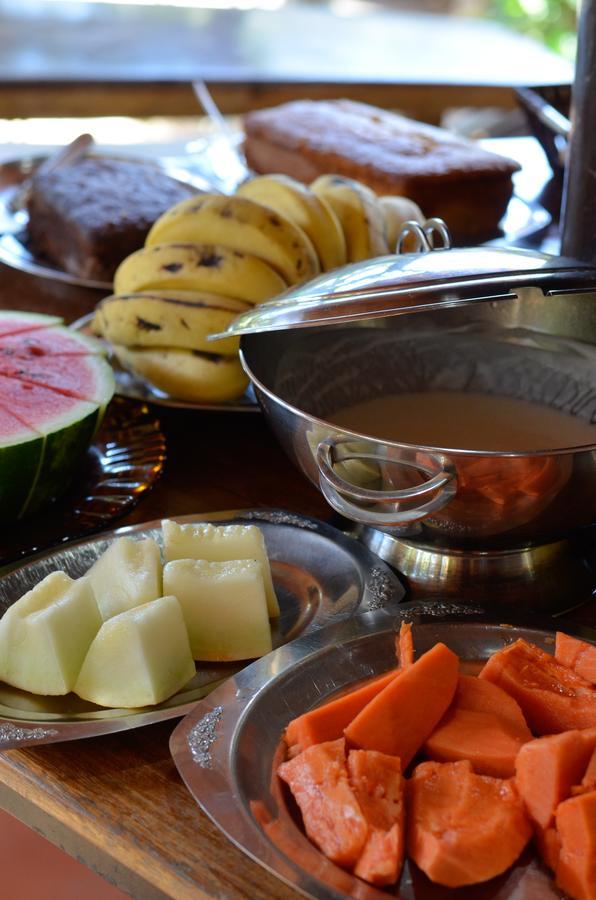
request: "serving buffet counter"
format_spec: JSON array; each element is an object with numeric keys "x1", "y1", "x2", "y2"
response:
[{"x1": 0, "y1": 77, "x2": 594, "y2": 896}]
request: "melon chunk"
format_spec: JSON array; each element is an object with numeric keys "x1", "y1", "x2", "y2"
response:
[
  {"x1": 74, "y1": 595, "x2": 195, "y2": 708},
  {"x1": 163, "y1": 558, "x2": 272, "y2": 661},
  {"x1": 0, "y1": 571, "x2": 101, "y2": 695},
  {"x1": 87, "y1": 537, "x2": 162, "y2": 621},
  {"x1": 162, "y1": 519, "x2": 279, "y2": 617}
]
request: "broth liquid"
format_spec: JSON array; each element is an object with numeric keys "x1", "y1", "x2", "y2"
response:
[{"x1": 329, "y1": 391, "x2": 596, "y2": 452}]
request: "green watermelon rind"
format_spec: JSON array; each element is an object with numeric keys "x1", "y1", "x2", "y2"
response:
[
  {"x1": 0, "y1": 313, "x2": 117, "y2": 520},
  {"x1": 0, "y1": 429, "x2": 44, "y2": 519},
  {"x1": 20, "y1": 405, "x2": 100, "y2": 518},
  {"x1": 0, "y1": 311, "x2": 63, "y2": 335}
]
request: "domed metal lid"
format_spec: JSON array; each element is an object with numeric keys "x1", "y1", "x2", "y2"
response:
[{"x1": 216, "y1": 243, "x2": 596, "y2": 338}]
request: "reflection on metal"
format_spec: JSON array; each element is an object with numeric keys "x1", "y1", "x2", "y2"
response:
[
  {"x1": 188, "y1": 706, "x2": 223, "y2": 769},
  {"x1": 359, "y1": 529, "x2": 596, "y2": 614}
]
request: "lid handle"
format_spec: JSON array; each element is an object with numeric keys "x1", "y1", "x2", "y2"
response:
[
  {"x1": 316, "y1": 437, "x2": 456, "y2": 527},
  {"x1": 396, "y1": 217, "x2": 452, "y2": 254}
]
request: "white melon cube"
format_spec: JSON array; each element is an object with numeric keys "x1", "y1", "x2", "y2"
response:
[
  {"x1": 87, "y1": 536, "x2": 162, "y2": 621},
  {"x1": 0, "y1": 571, "x2": 101, "y2": 695},
  {"x1": 163, "y1": 558, "x2": 273, "y2": 661},
  {"x1": 74, "y1": 595, "x2": 195, "y2": 708},
  {"x1": 162, "y1": 520, "x2": 280, "y2": 617}
]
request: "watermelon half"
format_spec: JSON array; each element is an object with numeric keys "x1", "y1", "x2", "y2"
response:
[{"x1": 0, "y1": 312, "x2": 115, "y2": 519}]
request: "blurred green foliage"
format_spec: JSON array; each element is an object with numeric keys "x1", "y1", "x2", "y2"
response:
[{"x1": 489, "y1": 0, "x2": 578, "y2": 59}]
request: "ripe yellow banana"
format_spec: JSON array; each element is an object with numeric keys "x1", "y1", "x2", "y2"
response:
[
  {"x1": 113, "y1": 243, "x2": 287, "y2": 305},
  {"x1": 145, "y1": 194, "x2": 319, "y2": 285},
  {"x1": 112, "y1": 344, "x2": 249, "y2": 403},
  {"x1": 236, "y1": 174, "x2": 347, "y2": 273},
  {"x1": 311, "y1": 175, "x2": 389, "y2": 263},
  {"x1": 379, "y1": 195, "x2": 425, "y2": 252},
  {"x1": 93, "y1": 289, "x2": 244, "y2": 357}
]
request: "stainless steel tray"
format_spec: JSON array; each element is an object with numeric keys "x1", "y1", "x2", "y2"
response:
[
  {"x1": 0, "y1": 509, "x2": 404, "y2": 749},
  {"x1": 170, "y1": 607, "x2": 595, "y2": 899},
  {"x1": 71, "y1": 313, "x2": 260, "y2": 413}
]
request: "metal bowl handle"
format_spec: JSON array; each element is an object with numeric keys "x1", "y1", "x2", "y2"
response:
[{"x1": 316, "y1": 437, "x2": 456, "y2": 527}]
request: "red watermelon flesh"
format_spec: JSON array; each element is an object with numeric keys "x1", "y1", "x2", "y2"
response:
[
  {"x1": 0, "y1": 326, "x2": 101, "y2": 358},
  {"x1": 0, "y1": 311, "x2": 61, "y2": 337},
  {"x1": 0, "y1": 375, "x2": 97, "y2": 431},
  {"x1": 0, "y1": 312, "x2": 115, "y2": 519},
  {"x1": 0, "y1": 353, "x2": 114, "y2": 406}
]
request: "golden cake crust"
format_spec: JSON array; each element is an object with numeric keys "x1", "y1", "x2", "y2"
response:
[{"x1": 244, "y1": 100, "x2": 520, "y2": 243}]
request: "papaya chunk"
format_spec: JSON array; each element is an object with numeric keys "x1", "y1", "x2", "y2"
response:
[
  {"x1": 479, "y1": 638, "x2": 596, "y2": 734},
  {"x1": 577, "y1": 747, "x2": 596, "y2": 795},
  {"x1": 424, "y1": 675, "x2": 532, "y2": 777},
  {"x1": 406, "y1": 759, "x2": 533, "y2": 888},
  {"x1": 347, "y1": 749, "x2": 405, "y2": 886},
  {"x1": 556, "y1": 632, "x2": 596, "y2": 686},
  {"x1": 555, "y1": 790, "x2": 596, "y2": 900},
  {"x1": 277, "y1": 738, "x2": 367, "y2": 868},
  {"x1": 515, "y1": 728, "x2": 596, "y2": 829},
  {"x1": 395, "y1": 622, "x2": 414, "y2": 669},
  {"x1": 284, "y1": 668, "x2": 400, "y2": 756},
  {"x1": 534, "y1": 825, "x2": 561, "y2": 873},
  {"x1": 453, "y1": 673, "x2": 532, "y2": 735},
  {"x1": 424, "y1": 707, "x2": 529, "y2": 778},
  {"x1": 344, "y1": 642, "x2": 459, "y2": 767}
]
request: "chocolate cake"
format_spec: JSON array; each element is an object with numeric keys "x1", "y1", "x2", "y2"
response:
[
  {"x1": 243, "y1": 99, "x2": 521, "y2": 244},
  {"x1": 26, "y1": 156, "x2": 198, "y2": 282}
]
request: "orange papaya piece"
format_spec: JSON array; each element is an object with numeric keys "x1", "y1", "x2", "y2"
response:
[
  {"x1": 479, "y1": 639, "x2": 596, "y2": 734},
  {"x1": 277, "y1": 738, "x2": 367, "y2": 868},
  {"x1": 344, "y1": 642, "x2": 459, "y2": 767},
  {"x1": 515, "y1": 728, "x2": 596, "y2": 829},
  {"x1": 579, "y1": 747, "x2": 596, "y2": 794},
  {"x1": 534, "y1": 825, "x2": 561, "y2": 873},
  {"x1": 406, "y1": 759, "x2": 532, "y2": 888},
  {"x1": 555, "y1": 790, "x2": 596, "y2": 900},
  {"x1": 425, "y1": 707, "x2": 529, "y2": 778},
  {"x1": 424, "y1": 675, "x2": 532, "y2": 777},
  {"x1": 395, "y1": 622, "x2": 414, "y2": 669},
  {"x1": 452, "y1": 673, "x2": 532, "y2": 736},
  {"x1": 347, "y1": 749, "x2": 405, "y2": 886},
  {"x1": 556, "y1": 632, "x2": 596, "y2": 686},
  {"x1": 284, "y1": 668, "x2": 400, "y2": 756}
]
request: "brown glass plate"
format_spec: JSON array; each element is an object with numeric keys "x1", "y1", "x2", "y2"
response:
[{"x1": 0, "y1": 396, "x2": 166, "y2": 568}]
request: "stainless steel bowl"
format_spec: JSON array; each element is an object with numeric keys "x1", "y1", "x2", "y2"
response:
[{"x1": 240, "y1": 290, "x2": 596, "y2": 554}]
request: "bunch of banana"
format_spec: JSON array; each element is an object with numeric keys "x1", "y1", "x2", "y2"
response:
[{"x1": 93, "y1": 175, "x2": 424, "y2": 403}]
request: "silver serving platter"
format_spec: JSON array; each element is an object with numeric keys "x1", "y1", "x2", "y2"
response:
[
  {"x1": 0, "y1": 509, "x2": 404, "y2": 749},
  {"x1": 170, "y1": 608, "x2": 596, "y2": 900},
  {"x1": 71, "y1": 313, "x2": 260, "y2": 413}
]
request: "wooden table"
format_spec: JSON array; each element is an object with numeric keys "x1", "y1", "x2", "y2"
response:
[
  {"x1": 0, "y1": 204, "x2": 594, "y2": 897},
  {"x1": 0, "y1": 0, "x2": 573, "y2": 122}
]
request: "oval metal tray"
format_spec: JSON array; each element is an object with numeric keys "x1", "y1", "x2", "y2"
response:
[
  {"x1": 71, "y1": 314, "x2": 260, "y2": 413},
  {"x1": 170, "y1": 607, "x2": 596, "y2": 900},
  {"x1": 0, "y1": 509, "x2": 404, "y2": 749}
]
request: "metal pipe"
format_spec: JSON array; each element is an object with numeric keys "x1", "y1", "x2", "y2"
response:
[{"x1": 561, "y1": 0, "x2": 596, "y2": 262}]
